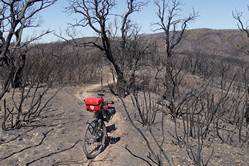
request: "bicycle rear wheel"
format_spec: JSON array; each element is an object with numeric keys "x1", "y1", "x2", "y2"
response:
[{"x1": 82, "y1": 118, "x2": 107, "y2": 159}]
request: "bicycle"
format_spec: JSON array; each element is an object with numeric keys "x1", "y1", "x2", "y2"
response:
[{"x1": 82, "y1": 91, "x2": 116, "y2": 159}]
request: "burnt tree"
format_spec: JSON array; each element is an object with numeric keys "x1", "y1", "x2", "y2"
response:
[
  {"x1": 0, "y1": 0, "x2": 57, "y2": 100},
  {"x1": 66, "y1": 0, "x2": 148, "y2": 97},
  {"x1": 153, "y1": 0, "x2": 197, "y2": 101}
]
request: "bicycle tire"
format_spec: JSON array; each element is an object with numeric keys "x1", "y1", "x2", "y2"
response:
[{"x1": 82, "y1": 118, "x2": 107, "y2": 159}]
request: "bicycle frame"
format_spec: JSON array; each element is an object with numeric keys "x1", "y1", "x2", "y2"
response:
[{"x1": 82, "y1": 92, "x2": 116, "y2": 159}]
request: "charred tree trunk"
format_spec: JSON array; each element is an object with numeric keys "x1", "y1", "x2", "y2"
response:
[
  {"x1": 13, "y1": 54, "x2": 26, "y2": 88},
  {"x1": 4, "y1": 53, "x2": 26, "y2": 89},
  {"x1": 100, "y1": 29, "x2": 127, "y2": 97}
]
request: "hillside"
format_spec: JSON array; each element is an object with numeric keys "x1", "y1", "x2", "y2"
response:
[
  {"x1": 142, "y1": 29, "x2": 247, "y2": 58},
  {"x1": 1, "y1": 74, "x2": 249, "y2": 165},
  {"x1": 38, "y1": 28, "x2": 249, "y2": 59},
  {"x1": 1, "y1": 28, "x2": 249, "y2": 165}
]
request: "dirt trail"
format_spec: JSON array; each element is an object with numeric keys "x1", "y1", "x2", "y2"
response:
[{"x1": 0, "y1": 71, "x2": 142, "y2": 166}]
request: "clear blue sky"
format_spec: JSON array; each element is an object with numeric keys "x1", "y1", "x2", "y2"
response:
[{"x1": 28, "y1": 0, "x2": 249, "y2": 42}]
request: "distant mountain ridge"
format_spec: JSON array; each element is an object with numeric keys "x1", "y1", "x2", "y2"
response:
[
  {"x1": 40, "y1": 29, "x2": 249, "y2": 61},
  {"x1": 147, "y1": 29, "x2": 249, "y2": 59}
]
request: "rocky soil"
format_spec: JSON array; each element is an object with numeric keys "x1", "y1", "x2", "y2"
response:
[{"x1": 0, "y1": 78, "x2": 249, "y2": 166}]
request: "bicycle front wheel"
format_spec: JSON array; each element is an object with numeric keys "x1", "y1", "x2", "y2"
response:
[{"x1": 82, "y1": 118, "x2": 107, "y2": 159}]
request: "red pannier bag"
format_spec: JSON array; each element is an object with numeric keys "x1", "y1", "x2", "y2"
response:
[{"x1": 84, "y1": 97, "x2": 103, "y2": 111}]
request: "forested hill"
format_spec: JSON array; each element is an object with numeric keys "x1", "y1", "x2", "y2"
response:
[
  {"x1": 147, "y1": 28, "x2": 249, "y2": 60},
  {"x1": 40, "y1": 29, "x2": 249, "y2": 61}
]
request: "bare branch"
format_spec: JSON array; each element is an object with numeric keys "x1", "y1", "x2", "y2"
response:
[
  {"x1": 233, "y1": 9, "x2": 249, "y2": 37},
  {"x1": 154, "y1": 0, "x2": 198, "y2": 58}
]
